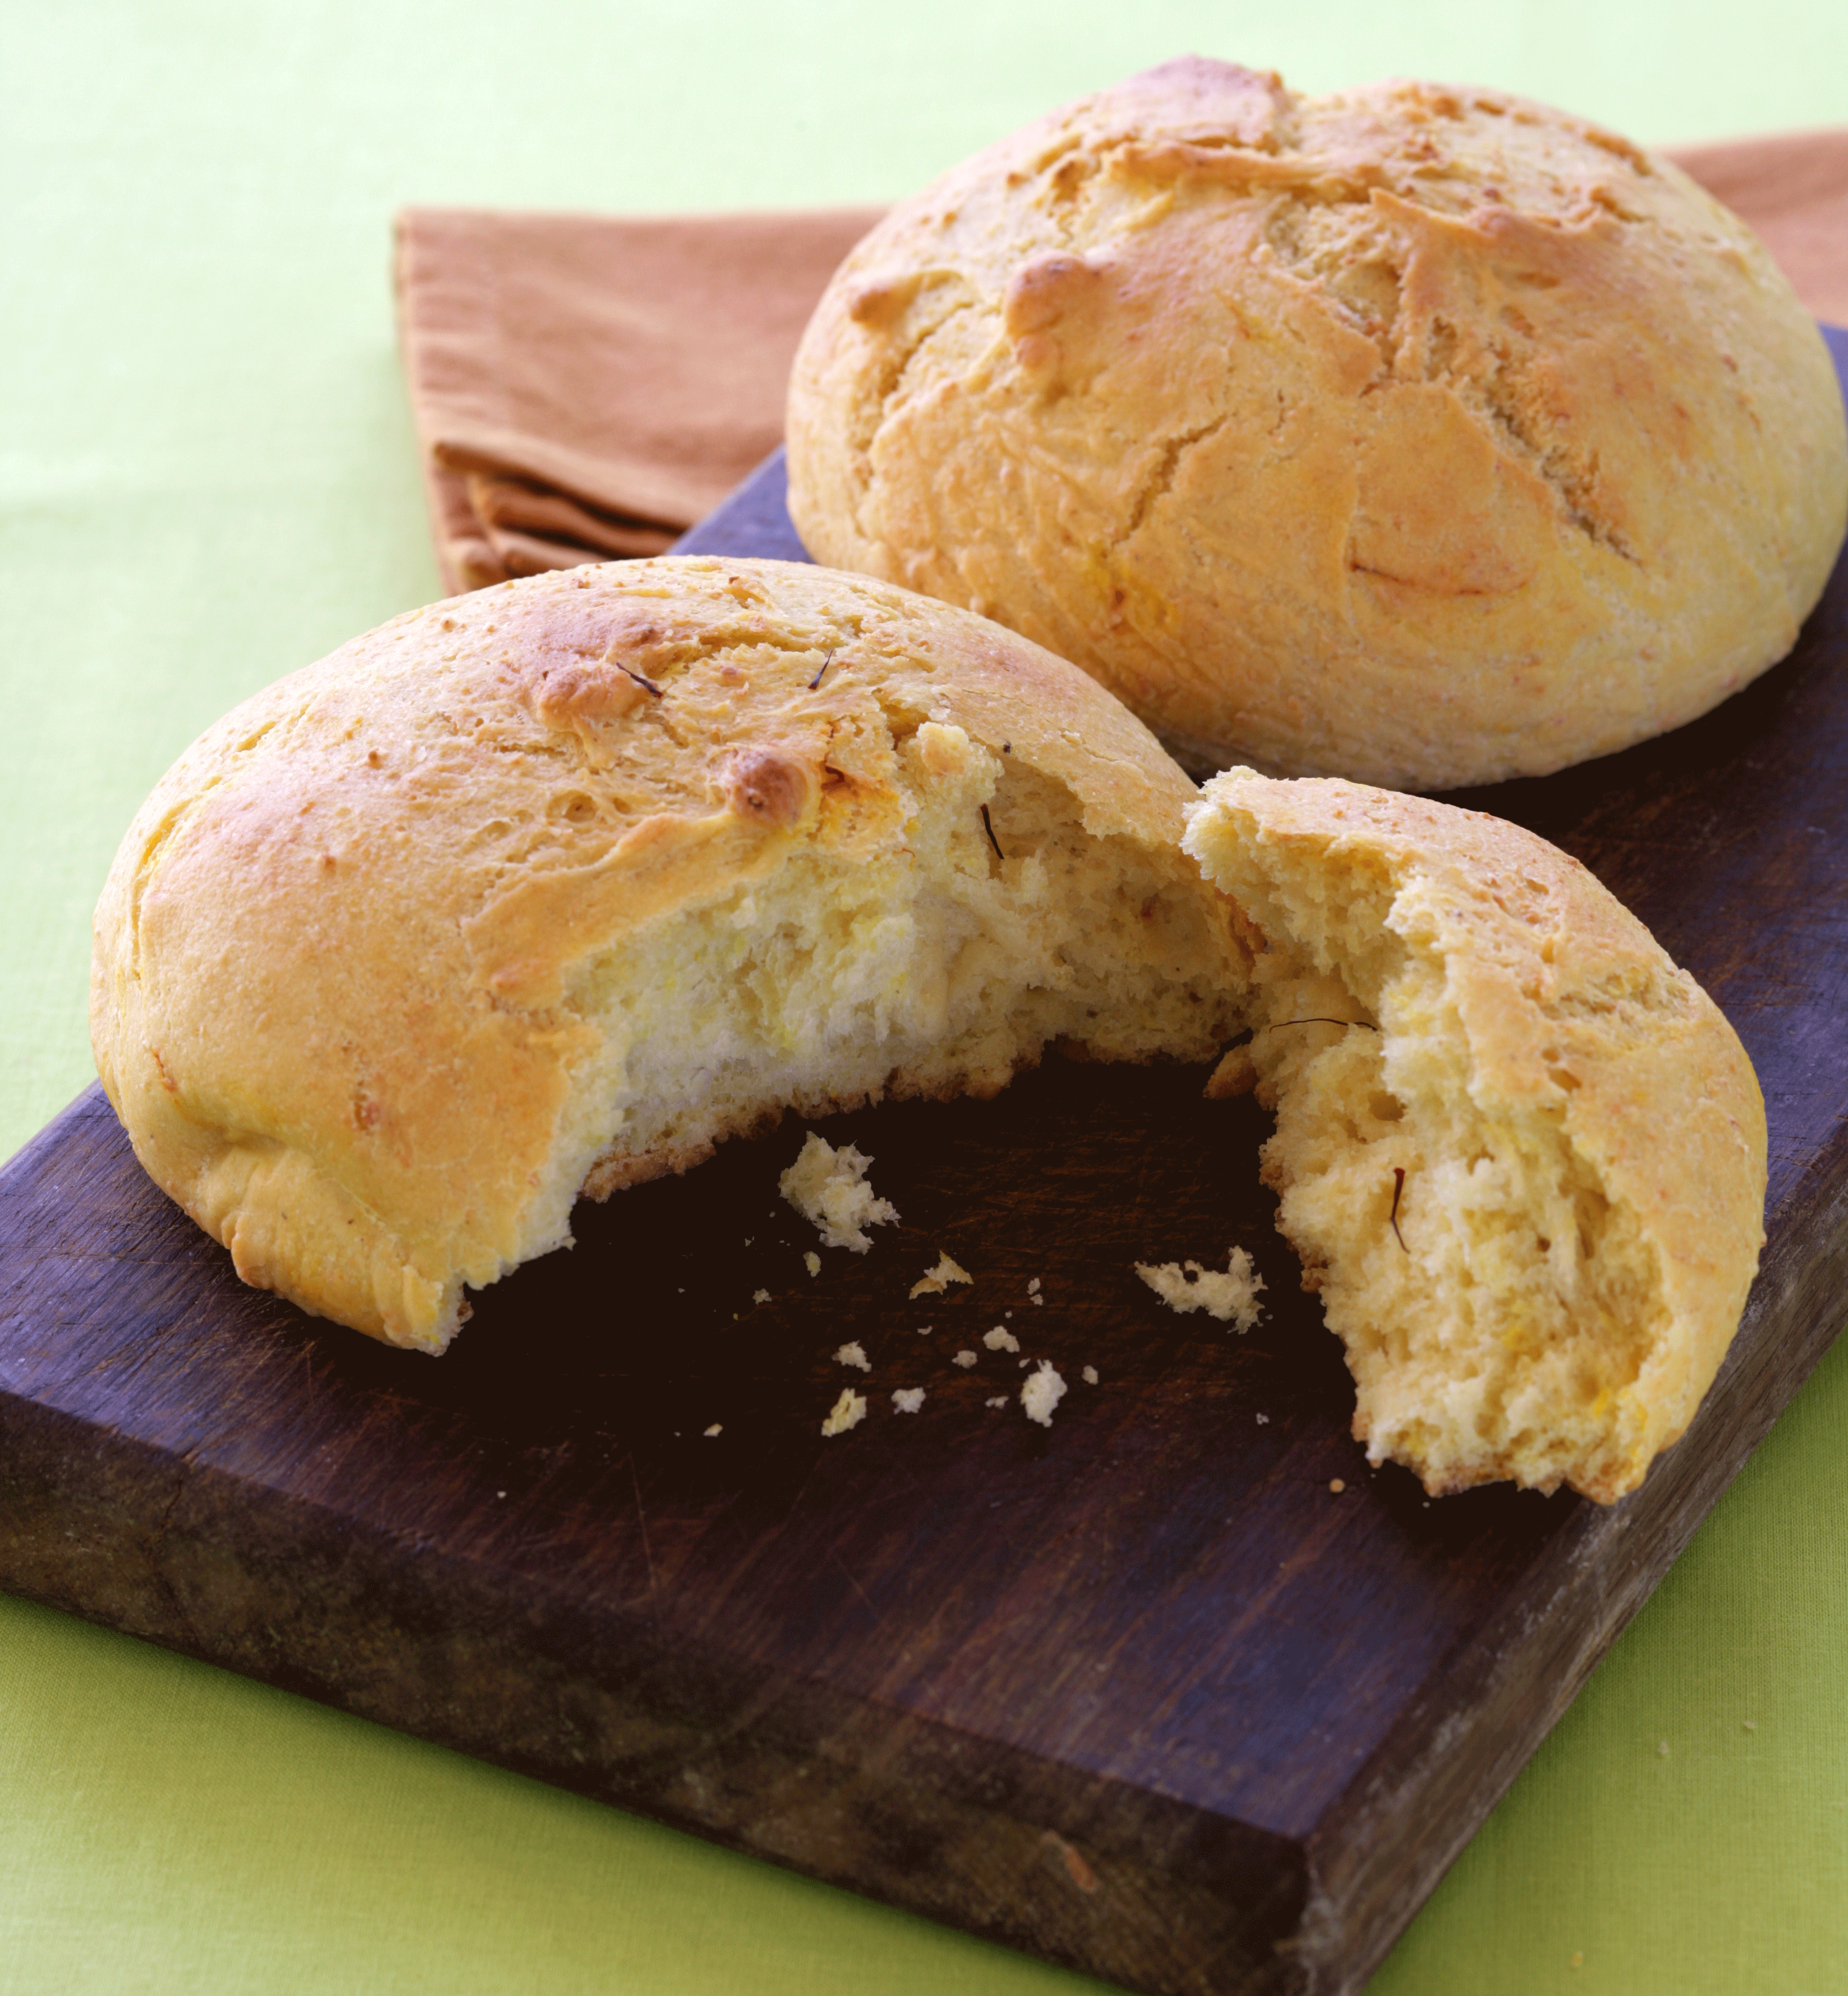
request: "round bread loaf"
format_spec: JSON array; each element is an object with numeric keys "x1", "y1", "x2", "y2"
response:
[
  {"x1": 787, "y1": 58, "x2": 1848, "y2": 791},
  {"x1": 1184, "y1": 768, "x2": 1766, "y2": 1502},
  {"x1": 91, "y1": 558, "x2": 1249, "y2": 1354},
  {"x1": 91, "y1": 564, "x2": 1765, "y2": 1501}
]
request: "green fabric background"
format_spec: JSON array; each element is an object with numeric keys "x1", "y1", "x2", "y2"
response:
[{"x1": 3, "y1": 4, "x2": 1844, "y2": 1990}]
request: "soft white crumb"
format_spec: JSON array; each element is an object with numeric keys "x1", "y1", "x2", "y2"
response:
[
  {"x1": 985, "y1": 1395, "x2": 1008, "y2": 1409},
  {"x1": 909, "y1": 1250, "x2": 972, "y2": 1298},
  {"x1": 752, "y1": 1288, "x2": 771, "y2": 1304},
  {"x1": 835, "y1": 1341, "x2": 870, "y2": 1372},
  {"x1": 1018, "y1": 1357, "x2": 1029, "y2": 1367},
  {"x1": 1256, "y1": 1412, "x2": 1270, "y2": 1425},
  {"x1": 953, "y1": 1349, "x2": 978, "y2": 1369},
  {"x1": 821, "y1": 1388, "x2": 867, "y2": 1437},
  {"x1": 983, "y1": 1325, "x2": 1020, "y2": 1353},
  {"x1": 892, "y1": 1387, "x2": 926, "y2": 1414},
  {"x1": 804, "y1": 1251, "x2": 821, "y2": 1277},
  {"x1": 780, "y1": 1132, "x2": 899, "y2": 1252},
  {"x1": 1134, "y1": 1246, "x2": 1266, "y2": 1329},
  {"x1": 1082, "y1": 1365, "x2": 1098, "y2": 1385},
  {"x1": 1021, "y1": 1361, "x2": 1067, "y2": 1428},
  {"x1": 1027, "y1": 1278, "x2": 1041, "y2": 1295},
  {"x1": 704, "y1": 1423, "x2": 722, "y2": 1437},
  {"x1": 916, "y1": 1325, "x2": 932, "y2": 1336}
]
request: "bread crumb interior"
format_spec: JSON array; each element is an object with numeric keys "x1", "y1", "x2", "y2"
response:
[
  {"x1": 1227, "y1": 846, "x2": 1669, "y2": 1497},
  {"x1": 554, "y1": 712, "x2": 1239, "y2": 1226}
]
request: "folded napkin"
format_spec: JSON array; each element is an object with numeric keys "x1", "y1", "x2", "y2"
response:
[
  {"x1": 395, "y1": 132, "x2": 1848, "y2": 595},
  {"x1": 395, "y1": 208, "x2": 882, "y2": 593}
]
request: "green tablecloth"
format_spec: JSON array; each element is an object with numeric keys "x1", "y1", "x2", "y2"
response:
[{"x1": 4, "y1": 6, "x2": 1845, "y2": 1990}]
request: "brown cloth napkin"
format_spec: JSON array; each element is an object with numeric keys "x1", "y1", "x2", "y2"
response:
[
  {"x1": 395, "y1": 133, "x2": 1847, "y2": 596},
  {"x1": 395, "y1": 208, "x2": 883, "y2": 594}
]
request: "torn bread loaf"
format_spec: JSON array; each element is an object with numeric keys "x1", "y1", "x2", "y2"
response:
[
  {"x1": 786, "y1": 57, "x2": 1847, "y2": 790},
  {"x1": 91, "y1": 557, "x2": 1247, "y2": 1354},
  {"x1": 1185, "y1": 768, "x2": 1766, "y2": 1503},
  {"x1": 91, "y1": 564, "x2": 1764, "y2": 1502}
]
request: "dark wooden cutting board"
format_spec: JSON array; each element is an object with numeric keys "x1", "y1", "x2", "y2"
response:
[{"x1": 4, "y1": 329, "x2": 1845, "y2": 1996}]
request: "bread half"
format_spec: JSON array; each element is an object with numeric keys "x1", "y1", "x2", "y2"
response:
[
  {"x1": 91, "y1": 558, "x2": 1247, "y2": 1353},
  {"x1": 1185, "y1": 769, "x2": 1767, "y2": 1501}
]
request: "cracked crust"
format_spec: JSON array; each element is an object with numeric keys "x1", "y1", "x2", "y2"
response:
[
  {"x1": 787, "y1": 57, "x2": 1848, "y2": 791},
  {"x1": 92, "y1": 557, "x2": 1246, "y2": 1351}
]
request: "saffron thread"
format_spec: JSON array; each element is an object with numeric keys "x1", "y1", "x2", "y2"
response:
[
  {"x1": 981, "y1": 805, "x2": 1005, "y2": 862},
  {"x1": 1389, "y1": 1168, "x2": 1408, "y2": 1253},
  {"x1": 808, "y1": 647, "x2": 836, "y2": 691}
]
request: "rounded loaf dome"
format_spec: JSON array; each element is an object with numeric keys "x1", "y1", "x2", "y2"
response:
[{"x1": 787, "y1": 57, "x2": 1848, "y2": 791}]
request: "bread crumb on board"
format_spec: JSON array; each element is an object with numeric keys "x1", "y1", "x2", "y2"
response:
[
  {"x1": 1135, "y1": 1246, "x2": 1266, "y2": 1330},
  {"x1": 983, "y1": 1325, "x2": 1020, "y2": 1353},
  {"x1": 704, "y1": 1423, "x2": 723, "y2": 1437},
  {"x1": 910, "y1": 1251, "x2": 972, "y2": 1298},
  {"x1": 821, "y1": 1388, "x2": 867, "y2": 1436},
  {"x1": 752, "y1": 1288, "x2": 771, "y2": 1304},
  {"x1": 953, "y1": 1349, "x2": 978, "y2": 1368},
  {"x1": 804, "y1": 1251, "x2": 821, "y2": 1277},
  {"x1": 1082, "y1": 1365, "x2": 1098, "y2": 1385},
  {"x1": 985, "y1": 1395, "x2": 1008, "y2": 1409},
  {"x1": 1022, "y1": 1361, "x2": 1067, "y2": 1428},
  {"x1": 892, "y1": 1387, "x2": 926, "y2": 1414},
  {"x1": 835, "y1": 1341, "x2": 870, "y2": 1372},
  {"x1": 780, "y1": 1132, "x2": 898, "y2": 1251}
]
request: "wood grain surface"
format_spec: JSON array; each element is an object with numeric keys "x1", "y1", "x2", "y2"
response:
[{"x1": 2, "y1": 327, "x2": 1844, "y2": 1996}]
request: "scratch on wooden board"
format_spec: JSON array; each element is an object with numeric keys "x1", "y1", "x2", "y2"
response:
[
  {"x1": 629, "y1": 1455, "x2": 657, "y2": 1596},
  {"x1": 828, "y1": 1547, "x2": 885, "y2": 1630},
  {"x1": 1042, "y1": 1830, "x2": 1101, "y2": 1894}
]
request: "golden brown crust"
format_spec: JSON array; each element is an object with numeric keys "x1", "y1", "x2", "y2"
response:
[
  {"x1": 788, "y1": 58, "x2": 1848, "y2": 790},
  {"x1": 1186, "y1": 769, "x2": 1767, "y2": 1501},
  {"x1": 92, "y1": 558, "x2": 1231, "y2": 1353}
]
